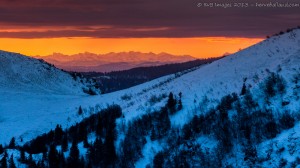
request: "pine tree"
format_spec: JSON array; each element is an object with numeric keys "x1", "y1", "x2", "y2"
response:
[
  {"x1": 264, "y1": 73, "x2": 277, "y2": 98},
  {"x1": 19, "y1": 150, "x2": 26, "y2": 163},
  {"x1": 178, "y1": 151, "x2": 189, "y2": 168},
  {"x1": 78, "y1": 123, "x2": 88, "y2": 142},
  {"x1": 96, "y1": 115, "x2": 103, "y2": 136},
  {"x1": 8, "y1": 137, "x2": 15, "y2": 149},
  {"x1": 28, "y1": 154, "x2": 33, "y2": 163},
  {"x1": 244, "y1": 144, "x2": 257, "y2": 167},
  {"x1": 37, "y1": 159, "x2": 46, "y2": 168},
  {"x1": 68, "y1": 139, "x2": 80, "y2": 168},
  {"x1": 160, "y1": 107, "x2": 171, "y2": 136},
  {"x1": 244, "y1": 91, "x2": 257, "y2": 110},
  {"x1": 277, "y1": 75, "x2": 286, "y2": 95},
  {"x1": 178, "y1": 92, "x2": 183, "y2": 111},
  {"x1": 1, "y1": 152, "x2": 8, "y2": 168},
  {"x1": 87, "y1": 145, "x2": 95, "y2": 166},
  {"x1": 0, "y1": 144, "x2": 3, "y2": 154},
  {"x1": 279, "y1": 112, "x2": 295, "y2": 130},
  {"x1": 48, "y1": 130, "x2": 55, "y2": 142},
  {"x1": 153, "y1": 152, "x2": 164, "y2": 168},
  {"x1": 9, "y1": 154, "x2": 16, "y2": 168},
  {"x1": 80, "y1": 156, "x2": 85, "y2": 168},
  {"x1": 87, "y1": 138, "x2": 103, "y2": 166},
  {"x1": 54, "y1": 124, "x2": 63, "y2": 144},
  {"x1": 86, "y1": 161, "x2": 92, "y2": 168},
  {"x1": 104, "y1": 128, "x2": 117, "y2": 166},
  {"x1": 167, "y1": 92, "x2": 176, "y2": 113},
  {"x1": 178, "y1": 99, "x2": 183, "y2": 111},
  {"x1": 58, "y1": 151, "x2": 66, "y2": 168},
  {"x1": 83, "y1": 135, "x2": 89, "y2": 148},
  {"x1": 240, "y1": 83, "x2": 247, "y2": 95},
  {"x1": 94, "y1": 138, "x2": 103, "y2": 165},
  {"x1": 42, "y1": 151, "x2": 47, "y2": 161},
  {"x1": 150, "y1": 126, "x2": 157, "y2": 141},
  {"x1": 78, "y1": 106, "x2": 83, "y2": 115},
  {"x1": 61, "y1": 135, "x2": 69, "y2": 152},
  {"x1": 27, "y1": 154, "x2": 36, "y2": 168},
  {"x1": 48, "y1": 144, "x2": 59, "y2": 168}
]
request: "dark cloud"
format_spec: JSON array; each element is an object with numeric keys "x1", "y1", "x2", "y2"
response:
[{"x1": 0, "y1": 0, "x2": 299, "y2": 38}]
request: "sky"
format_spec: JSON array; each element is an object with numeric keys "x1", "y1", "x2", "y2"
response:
[{"x1": 0, "y1": 0, "x2": 299, "y2": 58}]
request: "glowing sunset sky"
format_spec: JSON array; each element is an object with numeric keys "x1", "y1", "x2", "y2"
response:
[
  {"x1": 0, "y1": 0, "x2": 299, "y2": 58},
  {"x1": 0, "y1": 37, "x2": 262, "y2": 57}
]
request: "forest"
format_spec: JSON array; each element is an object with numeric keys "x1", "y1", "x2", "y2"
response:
[{"x1": 81, "y1": 58, "x2": 220, "y2": 93}]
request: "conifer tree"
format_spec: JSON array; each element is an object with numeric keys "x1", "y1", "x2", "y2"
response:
[
  {"x1": 0, "y1": 144, "x2": 3, "y2": 154},
  {"x1": 54, "y1": 124, "x2": 63, "y2": 144},
  {"x1": 61, "y1": 135, "x2": 68, "y2": 152},
  {"x1": 150, "y1": 126, "x2": 157, "y2": 141},
  {"x1": 37, "y1": 159, "x2": 46, "y2": 168},
  {"x1": 19, "y1": 150, "x2": 26, "y2": 163},
  {"x1": 96, "y1": 115, "x2": 103, "y2": 136},
  {"x1": 244, "y1": 144, "x2": 257, "y2": 167},
  {"x1": 153, "y1": 152, "x2": 164, "y2": 168},
  {"x1": 28, "y1": 154, "x2": 33, "y2": 163},
  {"x1": 94, "y1": 138, "x2": 104, "y2": 165},
  {"x1": 27, "y1": 154, "x2": 36, "y2": 168},
  {"x1": 8, "y1": 137, "x2": 15, "y2": 149},
  {"x1": 1, "y1": 151, "x2": 8, "y2": 168},
  {"x1": 78, "y1": 106, "x2": 83, "y2": 115},
  {"x1": 167, "y1": 92, "x2": 176, "y2": 113},
  {"x1": 80, "y1": 156, "x2": 85, "y2": 168},
  {"x1": 104, "y1": 128, "x2": 117, "y2": 166},
  {"x1": 58, "y1": 151, "x2": 66, "y2": 168},
  {"x1": 240, "y1": 83, "x2": 247, "y2": 95},
  {"x1": 9, "y1": 154, "x2": 16, "y2": 168},
  {"x1": 83, "y1": 135, "x2": 89, "y2": 148},
  {"x1": 42, "y1": 151, "x2": 47, "y2": 161},
  {"x1": 178, "y1": 92, "x2": 183, "y2": 110},
  {"x1": 48, "y1": 144, "x2": 59, "y2": 168},
  {"x1": 86, "y1": 161, "x2": 92, "y2": 168},
  {"x1": 68, "y1": 139, "x2": 80, "y2": 168}
]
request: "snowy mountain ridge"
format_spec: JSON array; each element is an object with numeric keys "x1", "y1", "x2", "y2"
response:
[
  {"x1": 0, "y1": 51, "x2": 100, "y2": 95},
  {"x1": 1, "y1": 28, "x2": 300, "y2": 144},
  {"x1": 1, "y1": 28, "x2": 300, "y2": 167}
]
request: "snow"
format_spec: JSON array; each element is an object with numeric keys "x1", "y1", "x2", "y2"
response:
[
  {"x1": 78, "y1": 142, "x2": 88, "y2": 157},
  {"x1": 135, "y1": 136, "x2": 163, "y2": 168},
  {"x1": 1, "y1": 29, "x2": 300, "y2": 166},
  {"x1": 2, "y1": 149, "x2": 42, "y2": 168},
  {"x1": 195, "y1": 136, "x2": 218, "y2": 151},
  {"x1": 258, "y1": 123, "x2": 300, "y2": 167},
  {"x1": 0, "y1": 51, "x2": 89, "y2": 95}
]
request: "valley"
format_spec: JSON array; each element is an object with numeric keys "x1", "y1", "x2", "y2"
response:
[{"x1": 0, "y1": 28, "x2": 300, "y2": 167}]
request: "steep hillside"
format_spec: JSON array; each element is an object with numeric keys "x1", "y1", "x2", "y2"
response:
[
  {"x1": 0, "y1": 51, "x2": 100, "y2": 95},
  {"x1": 1, "y1": 28, "x2": 300, "y2": 167},
  {"x1": 82, "y1": 58, "x2": 220, "y2": 93}
]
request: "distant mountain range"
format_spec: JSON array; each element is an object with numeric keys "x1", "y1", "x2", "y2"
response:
[{"x1": 33, "y1": 52, "x2": 197, "y2": 72}]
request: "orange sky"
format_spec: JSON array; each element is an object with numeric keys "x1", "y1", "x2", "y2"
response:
[{"x1": 0, "y1": 37, "x2": 263, "y2": 58}]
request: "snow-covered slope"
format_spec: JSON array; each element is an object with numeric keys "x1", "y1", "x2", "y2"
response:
[
  {"x1": 113, "y1": 28, "x2": 300, "y2": 126},
  {"x1": 1, "y1": 29, "x2": 300, "y2": 160},
  {"x1": 0, "y1": 51, "x2": 97, "y2": 95}
]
